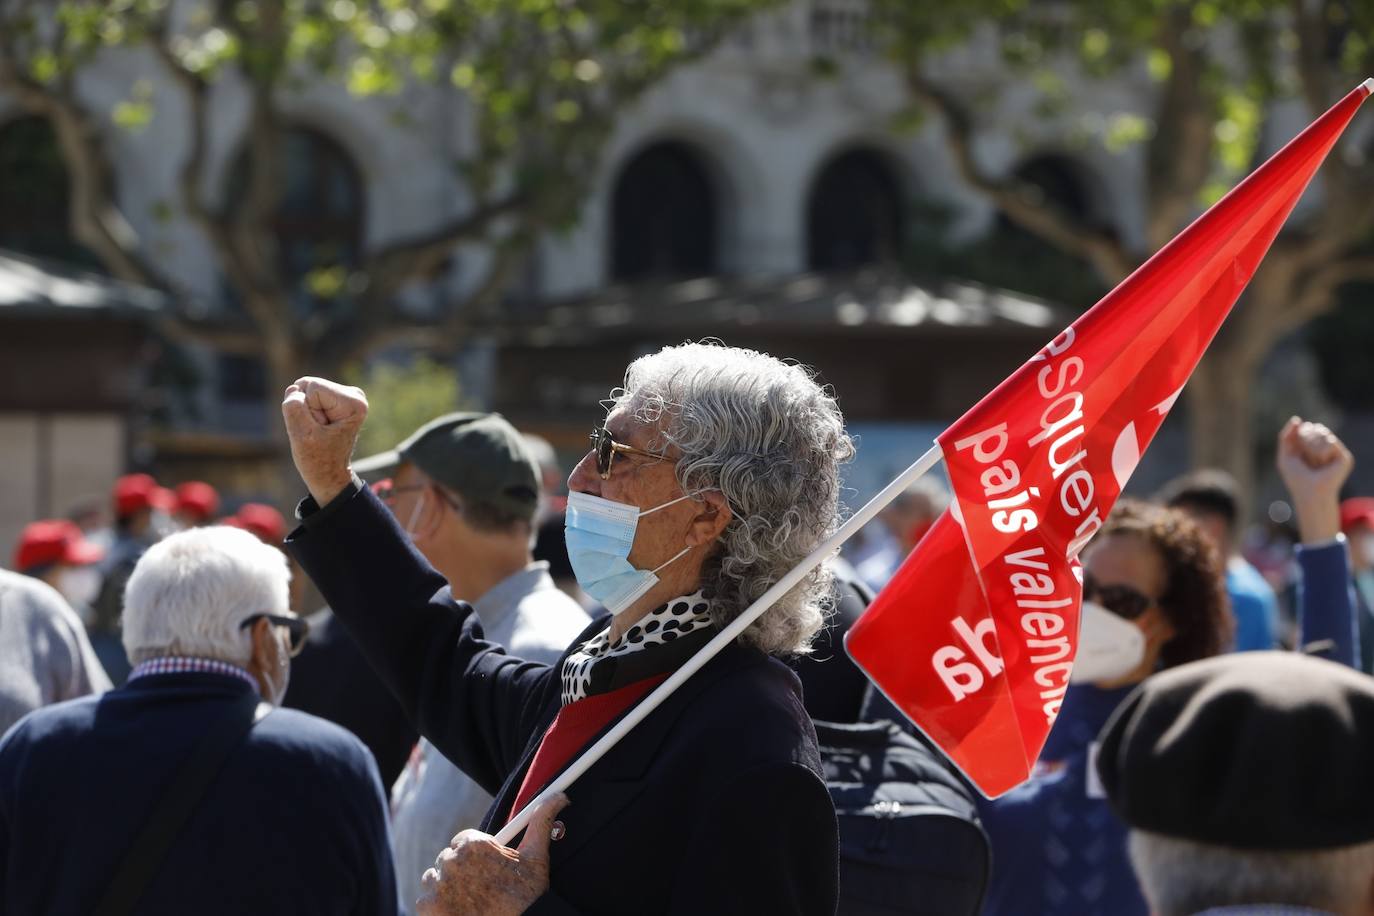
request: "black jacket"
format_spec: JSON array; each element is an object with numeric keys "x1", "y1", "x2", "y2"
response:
[
  {"x1": 284, "y1": 606, "x2": 418, "y2": 787},
  {"x1": 790, "y1": 565, "x2": 874, "y2": 724},
  {"x1": 0, "y1": 673, "x2": 397, "y2": 915},
  {"x1": 288, "y1": 481, "x2": 840, "y2": 915}
]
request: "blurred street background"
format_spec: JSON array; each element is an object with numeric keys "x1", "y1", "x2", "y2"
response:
[{"x1": 1, "y1": 0, "x2": 1372, "y2": 561}]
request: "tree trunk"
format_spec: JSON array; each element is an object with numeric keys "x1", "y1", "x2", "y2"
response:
[
  {"x1": 1184, "y1": 344, "x2": 1262, "y2": 510},
  {"x1": 263, "y1": 333, "x2": 304, "y2": 505}
]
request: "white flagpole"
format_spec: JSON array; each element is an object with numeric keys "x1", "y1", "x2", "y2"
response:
[{"x1": 494, "y1": 442, "x2": 945, "y2": 845}]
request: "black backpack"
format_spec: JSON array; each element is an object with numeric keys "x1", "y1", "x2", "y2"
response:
[{"x1": 815, "y1": 719, "x2": 990, "y2": 916}]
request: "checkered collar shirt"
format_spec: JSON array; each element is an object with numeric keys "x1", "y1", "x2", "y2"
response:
[{"x1": 127, "y1": 656, "x2": 260, "y2": 694}]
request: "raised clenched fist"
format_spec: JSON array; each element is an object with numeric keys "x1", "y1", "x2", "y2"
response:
[
  {"x1": 281, "y1": 377, "x2": 369, "y2": 506},
  {"x1": 1277, "y1": 416, "x2": 1353, "y2": 545}
]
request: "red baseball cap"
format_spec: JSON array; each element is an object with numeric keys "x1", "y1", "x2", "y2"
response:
[
  {"x1": 175, "y1": 481, "x2": 220, "y2": 521},
  {"x1": 113, "y1": 474, "x2": 159, "y2": 517},
  {"x1": 1341, "y1": 498, "x2": 1374, "y2": 533},
  {"x1": 14, "y1": 519, "x2": 105, "y2": 572},
  {"x1": 225, "y1": 503, "x2": 287, "y2": 545}
]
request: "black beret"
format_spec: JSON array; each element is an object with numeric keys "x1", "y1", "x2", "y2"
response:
[{"x1": 1095, "y1": 651, "x2": 1374, "y2": 850}]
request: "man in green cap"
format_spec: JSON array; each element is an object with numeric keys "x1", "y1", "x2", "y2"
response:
[{"x1": 349, "y1": 412, "x2": 591, "y2": 906}]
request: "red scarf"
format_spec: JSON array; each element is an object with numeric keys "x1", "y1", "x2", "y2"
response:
[{"x1": 506, "y1": 673, "x2": 668, "y2": 824}]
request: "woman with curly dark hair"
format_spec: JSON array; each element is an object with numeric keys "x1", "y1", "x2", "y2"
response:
[
  {"x1": 978, "y1": 499, "x2": 1235, "y2": 916},
  {"x1": 1085, "y1": 498, "x2": 1234, "y2": 678},
  {"x1": 976, "y1": 420, "x2": 1363, "y2": 916},
  {"x1": 978, "y1": 497, "x2": 1236, "y2": 916}
]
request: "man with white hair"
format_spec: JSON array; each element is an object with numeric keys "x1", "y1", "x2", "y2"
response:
[{"x1": 0, "y1": 526, "x2": 398, "y2": 915}]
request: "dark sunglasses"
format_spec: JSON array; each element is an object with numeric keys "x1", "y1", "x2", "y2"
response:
[
  {"x1": 1082, "y1": 573, "x2": 1156, "y2": 621},
  {"x1": 239, "y1": 613, "x2": 310, "y2": 657},
  {"x1": 590, "y1": 425, "x2": 666, "y2": 480}
]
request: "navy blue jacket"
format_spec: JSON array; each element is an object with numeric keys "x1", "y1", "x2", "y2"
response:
[
  {"x1": 0, "y1": 672, "x2": 398, "y2": 916},
  {"x1": 285, "y1": 606, "x2": 418, "y2": 788},
  {"x1": 288, "y1": 480, "x2": 839, "y2": 915},
  {"x1": 978, "y1": 683, "x2": 1143, "y2": 916}
]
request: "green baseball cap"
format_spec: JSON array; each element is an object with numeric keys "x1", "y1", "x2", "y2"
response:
[{"x1": 353, "y1": 412, "x2": 541, "y2": 519}]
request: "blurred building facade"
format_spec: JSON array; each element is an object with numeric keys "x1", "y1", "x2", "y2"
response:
[
  {"x1": 0, "y1": 1, "x2": 1343, "y2": 540},
  {"x1": 0, "y1": 252, "x2": 165, "y2": 552}
]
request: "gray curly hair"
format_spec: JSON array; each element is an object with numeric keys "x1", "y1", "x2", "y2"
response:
[{"x1": 611, "y1": 341, "x2": 854, "y2": 655}]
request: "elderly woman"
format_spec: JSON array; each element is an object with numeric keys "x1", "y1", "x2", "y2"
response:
[{"x1": 284, "y1": 343, "x2": 851, "y2": 915}]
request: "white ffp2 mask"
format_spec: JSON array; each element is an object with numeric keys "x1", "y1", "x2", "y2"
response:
[
  {"x1": 1069, "y1": 600, "x2": 1146, "y2": 683},
  {"x1": 56, "y1": 566, "x2": 102, "y2": 614}
]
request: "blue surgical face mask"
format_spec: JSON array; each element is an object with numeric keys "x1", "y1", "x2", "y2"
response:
[{"x1": 564, "y1": 490, "x2": 695, "y2": 616}]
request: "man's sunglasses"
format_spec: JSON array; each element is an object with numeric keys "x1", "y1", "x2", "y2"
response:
[
  {"x1": 239, "y1": 613, "x2": 310, "y2": 657},
  {"x1": 371, "y1": 478, "x2": 427, "y2": 506},
  {"x1": 371, "y1": 478, "x2": 462, "y2": 514},
  {"x1": 1082, "y1": 573, "x2": 1156, "y2": 621},
  {"x1": 590, "y1": 425, "x2": 666, "y2": 480}
]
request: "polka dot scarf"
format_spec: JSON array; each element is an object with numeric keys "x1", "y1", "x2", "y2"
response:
[{"x1": 560, "y1": 590, "x2": 716, "y2": 705}]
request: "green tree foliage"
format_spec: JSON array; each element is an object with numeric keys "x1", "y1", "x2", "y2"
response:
[
  {"x1": 870, "y1": 0, "x2": 1374, "y2": 490},
  {"x1": 904, "y1": 198, "x2": 1108, "y2": 309},
  {"x1": 0, "y1": 0, "x2": 779, "y2": 433},
  {"x1": 345, "y1": 356, "x2": 467, "y2": 459}
]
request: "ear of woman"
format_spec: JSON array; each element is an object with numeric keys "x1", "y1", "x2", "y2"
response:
[{"x1": 685, "y1": 491, "x2": 731, "y2": 548}]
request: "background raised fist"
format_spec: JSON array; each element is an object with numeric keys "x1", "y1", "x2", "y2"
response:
[{"x1": 1277, "y1": 416, "x2": 1354, "y2": 545}]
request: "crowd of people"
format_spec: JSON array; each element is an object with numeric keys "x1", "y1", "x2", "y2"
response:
[
  {"x1": 2, "y1": 475, "x2": 288, "y2": 724},
  {"x1": 0, "y1": 341, "x2": 1372, "y2": 914}
]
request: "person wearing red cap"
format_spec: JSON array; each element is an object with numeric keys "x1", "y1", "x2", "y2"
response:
[
  {"x1": 173, "y1": 481, "x2": 221, "y2": 529},
  {"x1": 13, "y1": 519, "x2": 106, "y2": 616},
  {"x1": 223, "y1": 502, "x2": 313, "y2": 613},
  {"x1": 223, "y1": 503, "x2": 288, "y2": 546},
  {"x1": 2, "y1": 523, "x2": 111, "y2": 733},
  {"x1": 111, "y1": 474, "x2": 161, "y2": 526},
  {"x1": 1339, "y1": 496, "x2": 1374, "y2": 672},
  {"x1": 92, "y1": 474, "x2": 171, "y2": 683}
]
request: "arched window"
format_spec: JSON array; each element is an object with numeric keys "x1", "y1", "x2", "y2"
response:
[
  {"x1": 806, "y1": 148, "x2": 904, "y2": 271},
  {"x1": 997, "y1": 154, "x2": 1096, "y2": 234},
  {"x1": 228, "y1": 126, "x2": 364, "y2": 312},
  {"x1": 0, "y1": 116, "x2": 93, "y2": 264},
  {"x1": 983, "y1": 153, "x2": 1109, "y2": 305},
  {"x1": 610, "y1": 141, "x2": 717, "y2": 281}
]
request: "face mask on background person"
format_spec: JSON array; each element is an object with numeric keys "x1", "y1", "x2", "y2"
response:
[
  {"x1": 261, "y1": 626, "x2": 291, "y2": 705},
  {"x1": 564, "y1": 491, "x2": 696, "y2": 616},
  {"x1": 1069, "y1": 600, "x2": 1147, "y2": 684},
  {"x1": 56, "y1": 566, "x2": 102, "y2": 620},
  {"x1": 1360, "y1": 535, "x2": 1374, "y2": 568}
]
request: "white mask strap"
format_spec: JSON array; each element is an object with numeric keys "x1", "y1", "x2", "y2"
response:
[
  {"x1": 404, "y1": 491, "x2": 427, "y2": 536},
  {"x1": 651, "y1": 545, "x2": 693, "y2": 576},
  {"x1": 637, "y1": 492, "x2": 695, "y2": 519}
]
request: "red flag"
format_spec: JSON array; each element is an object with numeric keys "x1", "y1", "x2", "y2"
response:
[{"x1": 846, "y1": 80, "x2": 1373, "y2": 798}]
